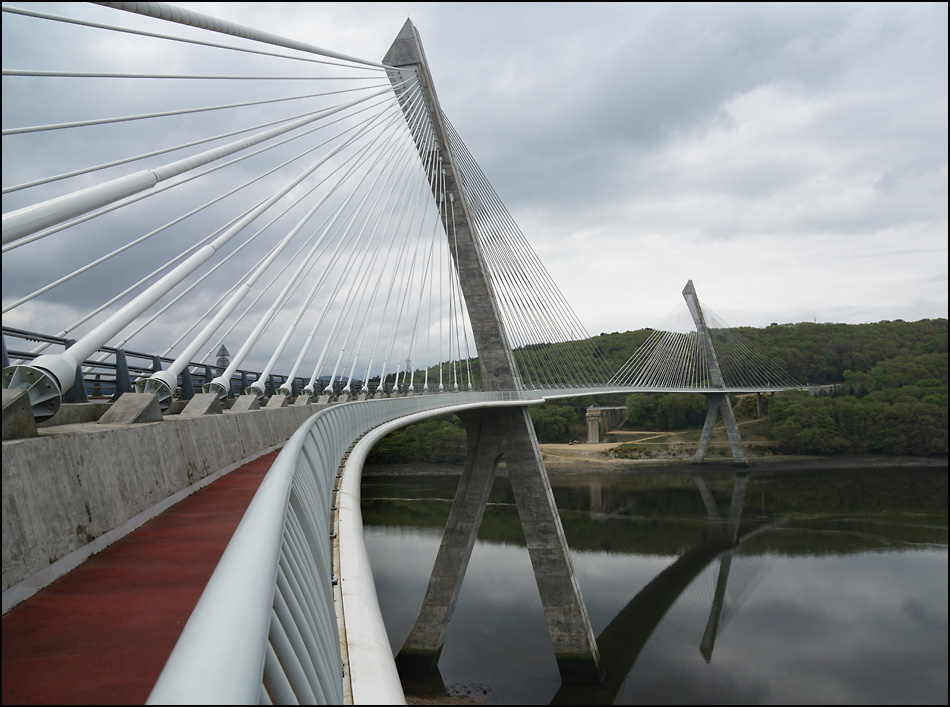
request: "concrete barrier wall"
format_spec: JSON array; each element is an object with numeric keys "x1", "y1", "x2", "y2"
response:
[{"x1": 2, "y1": 406, "x2": 320, "y2": 595}]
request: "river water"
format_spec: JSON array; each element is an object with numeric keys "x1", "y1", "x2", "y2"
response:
[{"x1": 360, "y1": 465, "x2": 948, "y2": 705}]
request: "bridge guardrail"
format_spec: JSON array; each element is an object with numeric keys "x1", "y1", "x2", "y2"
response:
[{"x1": 146, "y1": 391, "x2": 533, "y2": 705}]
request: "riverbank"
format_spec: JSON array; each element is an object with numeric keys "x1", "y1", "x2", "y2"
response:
[{"x1": 363, "y1": 451, "x2": 948, "y2": 477}]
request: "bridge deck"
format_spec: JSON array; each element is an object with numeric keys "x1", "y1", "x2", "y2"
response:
[{"x1": 1, "y1": 450, "x2": 279, "y2": 705}]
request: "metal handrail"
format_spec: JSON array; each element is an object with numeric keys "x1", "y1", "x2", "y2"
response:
[{"x1": 147, "y1": 391, "x2": 534, "y2": 705}]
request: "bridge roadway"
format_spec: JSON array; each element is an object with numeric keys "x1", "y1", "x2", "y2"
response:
[{"x1": 1, "y1": 386, "x2": 781, "y2": 704}]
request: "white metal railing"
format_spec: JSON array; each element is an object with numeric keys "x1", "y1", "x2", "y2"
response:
[{"x1": 147, "y1": 391, "x2": 534, "y2": 705}]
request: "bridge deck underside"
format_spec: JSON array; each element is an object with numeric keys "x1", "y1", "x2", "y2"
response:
[{"x1": 0, "y1": 450, "x2": 277, "y2": 705}]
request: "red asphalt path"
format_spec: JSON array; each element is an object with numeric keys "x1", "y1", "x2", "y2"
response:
[{"x1": 1, "y1": 449, "x2": 280, "y2": 705}]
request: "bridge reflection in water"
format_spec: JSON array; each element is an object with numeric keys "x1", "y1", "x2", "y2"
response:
[{"x1": 361, "y1": 465, "x2": 948, "y2": 705}]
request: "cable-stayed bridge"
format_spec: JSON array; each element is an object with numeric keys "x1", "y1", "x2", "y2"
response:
[{"x1": 1, "y1": 4, "x2": 800, "y2": 704}]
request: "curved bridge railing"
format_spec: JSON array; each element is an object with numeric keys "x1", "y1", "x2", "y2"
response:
[{"x1": 146, "y1": 392, "x2": 538, "y2": 705}]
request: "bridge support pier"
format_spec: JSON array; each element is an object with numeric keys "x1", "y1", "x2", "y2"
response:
[
  {"x1": 386, "y1": 19, "x2": 601, "y2": 685},
  {"x1": 396, "y1": 406, "x2": 603, "y2": 683},
  {"x1": 693, "y1": 393, "x2": 748, "y2": 466}
]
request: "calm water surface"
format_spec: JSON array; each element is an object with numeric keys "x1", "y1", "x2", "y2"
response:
[{"x1": 361, "y1": 466, "x2": 948, "y2": 704}]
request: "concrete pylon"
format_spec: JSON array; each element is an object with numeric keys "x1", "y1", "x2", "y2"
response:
[
  {"x1": 682, "y1": 280, "x2": 748, "y2": 466},
  {"x1": 384, "y1": 21, "x2": 602, "y2": 682}
]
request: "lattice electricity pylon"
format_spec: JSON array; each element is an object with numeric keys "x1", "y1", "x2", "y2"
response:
[{"x1": 611, "y1": 280, "x2": 801, "y2": 464}]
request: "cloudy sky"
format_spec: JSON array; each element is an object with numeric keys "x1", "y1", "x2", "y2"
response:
[
  {"x1": 2, "y1": 2, "x2": 947, "y2": 374},
  {"x1": 218, "y1": 1, "x2": 948, "y2": 332}
]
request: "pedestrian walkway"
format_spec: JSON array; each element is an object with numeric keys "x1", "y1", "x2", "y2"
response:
[{"x1": 1, "y1": 450, "x2": 279, "y2": 705}]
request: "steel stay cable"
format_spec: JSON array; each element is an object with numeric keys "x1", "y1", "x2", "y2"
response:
[
  {"x1": 669, "y1": 331, "x2": 688, "y2": 387},
  {"x1": 300, "y1": 87, "x2": 431, "y2": 394},
  {"x1": 445, "y1": 192, "x2": 475, "y2": 389},
  {"x1": 157, "y1": 136, "x2": 391, "y2": 361},
  {"x1": 445, "y1": 119, "x2": 610, "y2": 383},
  {"x1": 391, "y1": 87, "x2": 475, "y2": 390},
  {"x1": 370, "y1": 96, "x2": 442, "y2": 392},
  {"x1": 242, "y1": 145, "x2": 411, "y2": 395},
  {"x1": 421, "y1": 170, "x2": 443, "y2": 392},
  {"x1": 703, "y1": 307, "x2": 796, "y2": 386},
  {"x1": 466, "y1": 199, "x2": 550, "y2": 386},
  {"x1": 24, "y1": 202, "x2": 257, "y2": 362},
  {"x1": 378, "y1": 130, "x2": 442, "y2": 393},
  {"x1": 620, "y1": 331, "x2": 667, "y2": 386},
  {"x1": 445, "y1": 125, "x2": 578, "y2": 348},
  {"x1": 470, "y1": 185, "x2": 602, "y2": 386},
  {"x1": 661, "y1": 306, "x2": 697, "y2": 387},
  {"x1": 448, "y1": 125, "x2": 598, "y2": 353},
  {"x1": 289, "y1": 109, "x2": 433, "y2": 395},
  {"x1": 2, "y1": 85, "x2": 394, "y2": 245},
  {"x1": 341, "y1": 127, "x2": 437, "y2": 395},
  {"x1": 661, "y1": 331, "x2": 684, "y2": 388},
  {"x1": 2, "y1": 69, "x2": 383, "y2": 80},
  {"x1": 609, "y1": 325, "x2": 656, "y2": 384},
  {"x1": 2, "y1": 100, "x2": 396, "y2": 312},
  {"x1": 139, "y1": 111, "x2": 404, "y2": 397},
  {"x1": 27, "y1": 99, "x2": 397, "y2": 364},
  {"x1": 445, "y1": 169, "x2": 476, "y2": 390},
  {"x1": 20, "y1": 99, "x2": 401, "y2": 397},
  {"x1": 418, "y1": 161, "x2": 454, "y2": 392},
  {"x1": 462, "y1": 196, "x2": 563, "y2": 386},
  {"x1": 665, "y1": 317, "x2": 693, "y2": 387},
  {"x1": 172, "y1": 140, "x2": 392, "y2": 377},
  {"x1": 95, "y1": 1, "x2": 390, "y2": 70},
  {"x1": 701, "y1": 305, "x2": 765, "y2": 387},
  {"x1": 297, "y1": 105, "x2": 429, "y2": 396},
  {"x1": 394, "y1": 137, "x2": 447, "y2": 393},
  {"x1": 1, "y1": 77, "x2": 410, "y2": 196},
  {"x1": 1, "y1": 4, "x2": 388, "y2": 72},
  {"x1": 386, "y1": 188, "x2": 431, "y2": 393},
  {"x1": 2, "y1": 103, "x2": 358, "y2": 253},
  {"x1": 446, "y1": 129, "x2": 598, "y2": 385},
  {"x1": 371, "y1": 174, "x2": 437, "y2": 392},
  {"x1": 425, "y1": 169, "x2": 448, "y2": 391},
  {"x1": 137, "y1": 131, "x2": 387, "y2": 377},
  {"x1": 82, "y1": 214, "x2": 287, "y2": 373},
  {"x1": 355, "y1": 94, "x2": 436, "y2": 393},
  {"x1": 445, "y1": 197, "x2": 460, "y2": 391},
  {"x1": 649, "y1": 332, "x2": 675, "y2": 388},
  {"x1": 626, "y1": 305, "x2": 681, "y2": 387},
  {"x1": 160, "y1": 225, "x2": 313, "y2": 359},
  {"x1": 1, "y1": 84, "x2": 389, "y2": 136},
  {"x1": 401, "y1": 208, "x2": 441, "y2": 394},
  {"x1": 251, "y1": 109, "x2": 420, "y2": 396},
  {"x1": 610, "y1": 303, "x2": 671, "y2": 384},
  {"x1": 203, "y1": 107, "x2": 409, "y2": 396}
]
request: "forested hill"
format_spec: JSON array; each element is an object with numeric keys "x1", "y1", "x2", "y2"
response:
[
  {"x1": 367, "y1": 319, "x2": 947, "y2": 462},
  {"x1": 601, "y1": 318, "x2": 948, "y2": 456},
  {"x1": 591, "y1": 318, "x2": 947, "y2": 386}
]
